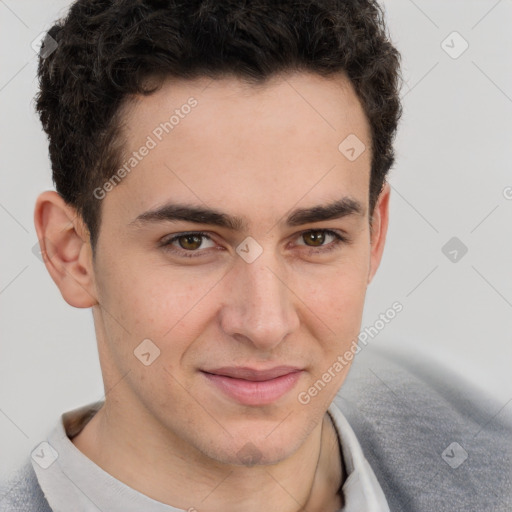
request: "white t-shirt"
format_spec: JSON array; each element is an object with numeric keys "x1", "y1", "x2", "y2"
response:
[{"x1": 31, "y1": 401, "x2": 390, "y2": 512}]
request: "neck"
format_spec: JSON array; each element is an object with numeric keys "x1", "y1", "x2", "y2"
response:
[{"x1": 71, "y1": 400, "x2": 344, "y2": 512}]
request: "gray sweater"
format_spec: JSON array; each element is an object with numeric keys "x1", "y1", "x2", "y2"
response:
[{"x1": 1, "y1": 346, "x2": 511, "y2": 511}]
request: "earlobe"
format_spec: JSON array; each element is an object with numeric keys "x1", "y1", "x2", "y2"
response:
[
  {"x1": 367, "y1": 182, "x2": 390, "y2": 285},
  {"x1": 34, "y1": 191, "x2": 98, "y2": 308}
]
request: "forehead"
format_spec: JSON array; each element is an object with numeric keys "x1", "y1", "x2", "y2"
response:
[{"x1": 104, "y1": 71, "x2": 371, "y2": 228}]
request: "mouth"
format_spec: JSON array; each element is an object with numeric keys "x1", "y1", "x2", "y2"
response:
[{"x1": 200, "y1": 366, "x2": 304, "y2": 406}]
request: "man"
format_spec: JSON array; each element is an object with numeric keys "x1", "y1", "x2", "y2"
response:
[{"x1": 1, "y1": 1, "x2": 510, "y2": 511}]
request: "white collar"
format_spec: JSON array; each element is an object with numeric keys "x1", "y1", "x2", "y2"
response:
[
  {"x1": 327, "y1": 401, "x2": 390, "y2": 511},
  {"x1": 31, "y1": 400, "x2": 389, "y2": 512}
]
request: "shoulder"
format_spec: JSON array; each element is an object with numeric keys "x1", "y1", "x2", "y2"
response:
[
  {"x1": 335, "y1": 346, "x2": 512, "y2": 512},
  {"x1": 0, "y1": 459, "x2": 52, "y2": 512}
]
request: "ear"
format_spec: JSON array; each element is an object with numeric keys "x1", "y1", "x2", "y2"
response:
[
  {"x1": 34, "y1": 190, "x2": 98, "y2": 308},
  {"x1": 367, "y1": 182, "x2": 390, "y2": 285}
]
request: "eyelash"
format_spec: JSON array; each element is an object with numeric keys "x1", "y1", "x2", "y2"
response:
[{"x1": 159, "y1": 229, "x2": 350, "y2": 259}]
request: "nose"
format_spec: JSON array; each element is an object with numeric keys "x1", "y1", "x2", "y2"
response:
[{"x1": 219, "y1": 255, "x2": 300, "y2": 352}]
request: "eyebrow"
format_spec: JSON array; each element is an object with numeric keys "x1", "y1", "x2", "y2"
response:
[{"x1": 130, "y1": 197, "x2": 365, "y2": 231}]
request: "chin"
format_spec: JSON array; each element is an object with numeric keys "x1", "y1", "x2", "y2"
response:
[
  {"x1": 208, "y1": 442, "x2": 293, "y2": 467},
  {"x1": 197, "y1": 421, "x2": 313, "y2": 468}
]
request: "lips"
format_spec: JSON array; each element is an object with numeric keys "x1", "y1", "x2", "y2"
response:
[
  {"x1": 200, "y1": 366, "x2": 304, "y2": 405},
  {"x1": 203, "y1": 366, "x2": 302, "y2": 381}
]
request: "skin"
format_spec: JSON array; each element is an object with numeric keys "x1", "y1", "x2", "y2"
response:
[{"x1": 34, "y1": 71, "x2": 390, "y2": 512}]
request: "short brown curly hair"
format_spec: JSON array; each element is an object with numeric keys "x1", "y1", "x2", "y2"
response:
[{"x1": 36, "y1": 0, "x2": 402, "y2": 250}]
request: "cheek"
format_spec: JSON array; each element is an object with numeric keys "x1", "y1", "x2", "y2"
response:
[
  {"x1": 297, "y1": 250, "x2": 369, "y2": 327},
  {"x1": 308, "y1": 274, "x2": 367, "y2": 357},
  {"x1": 94, "y1": 253, "x2": 225, "y2": 355},
  {"x1": 329, "y1": 268, "x2": 368, "y2": 323},
  {"x1": 291, "y1": 252, "x2": 370, "y2": 394},
  {"x1": 292, "y1": 265, "x2": 368, "y2": 403}
]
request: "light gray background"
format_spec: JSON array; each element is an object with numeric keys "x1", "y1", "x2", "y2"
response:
[{"x1": 1, "y1": 0, "x2": 511, "y2": 478}]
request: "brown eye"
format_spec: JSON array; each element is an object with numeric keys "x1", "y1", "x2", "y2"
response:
[
  {"x1": 160, "y1": 231, "x2": 217, "y2": 258},
  {"x1": 177, "y1": 234, "x2": 204, "y2": 250},
  {"x1": 295, "y1": 229, "x2": 348, "y2": 254},
  {"x1": 302, "y1": 230, "x2": 327, "y2": 247}
]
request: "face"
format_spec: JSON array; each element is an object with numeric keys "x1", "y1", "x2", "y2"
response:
[{"x1": 81, "y1": 72, "x2": 387, "y2": 465}]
